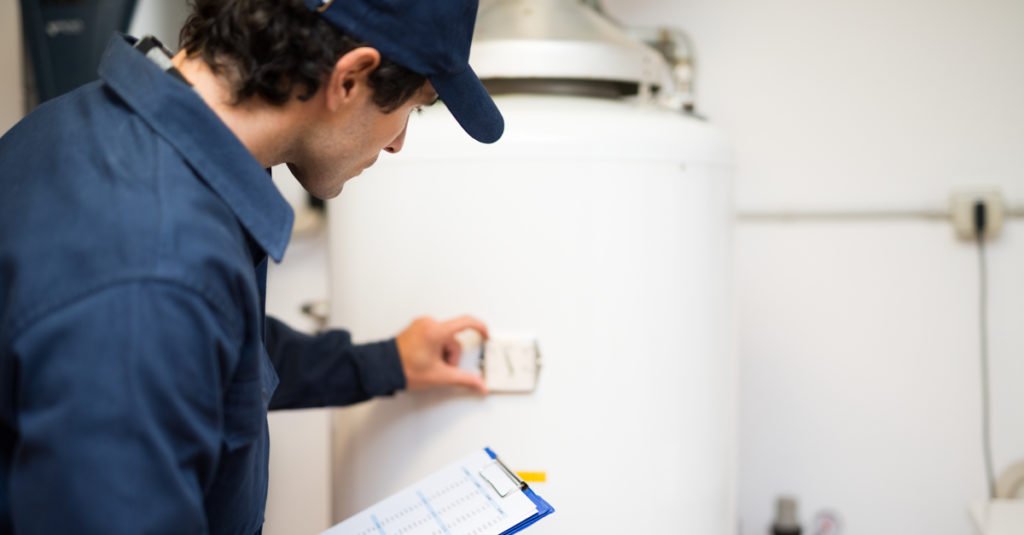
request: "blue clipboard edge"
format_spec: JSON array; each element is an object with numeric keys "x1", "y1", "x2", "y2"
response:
[{"x1": 484, "y1": 447, "x2": 556, "y2": 535}]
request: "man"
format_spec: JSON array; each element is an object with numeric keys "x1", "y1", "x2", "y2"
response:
[{"x1": 0, "y1": 0, "x2": 503, "y2": 532}]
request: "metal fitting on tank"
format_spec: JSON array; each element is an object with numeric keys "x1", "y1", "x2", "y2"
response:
[{"x1": 772, "y1": 496, "x2": 802, "y2": 535}]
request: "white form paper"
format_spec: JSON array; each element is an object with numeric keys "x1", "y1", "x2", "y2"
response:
[{"x1": 323, "y1": 450, "x2": 538, "y2": 535}]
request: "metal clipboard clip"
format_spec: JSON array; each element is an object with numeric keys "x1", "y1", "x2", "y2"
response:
[{"x1": 479, "y1": 454, "x2": 527, "y2": 497}]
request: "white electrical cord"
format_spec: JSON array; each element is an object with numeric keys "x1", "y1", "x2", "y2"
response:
[{"x1": 976, "y1": 217, "x2": 996, "y2": 500}]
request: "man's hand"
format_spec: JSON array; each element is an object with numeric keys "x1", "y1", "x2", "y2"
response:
[{"x1": 395, "y1": 315, "x2": 489, "y2": 394}]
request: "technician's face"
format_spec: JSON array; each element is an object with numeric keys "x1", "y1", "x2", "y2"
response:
[{"x1": 288, "y1": 80, "x2": 437, "y2": 199}]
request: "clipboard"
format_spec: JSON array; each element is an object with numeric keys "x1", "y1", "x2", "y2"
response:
[{"x1": 322, "y1": 447, "x2": 555, "y2": 535}]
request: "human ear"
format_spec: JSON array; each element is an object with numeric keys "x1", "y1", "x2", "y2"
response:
[{"x1": 324, "y1": 47, "x2": 382, "y2": 112}]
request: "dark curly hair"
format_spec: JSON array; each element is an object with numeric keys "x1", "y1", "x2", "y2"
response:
[{"x1": 178, "y1": 0, "x2": 427, "y2": 111}]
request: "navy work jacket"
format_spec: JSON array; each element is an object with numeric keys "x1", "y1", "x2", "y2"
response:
[{"x1": 0, "y1": 36, "x2": 406, "y2": 534}]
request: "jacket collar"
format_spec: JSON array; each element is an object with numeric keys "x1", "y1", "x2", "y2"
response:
[{"x1": 98, "y1": 35, "x2": 293, "y2": 262}]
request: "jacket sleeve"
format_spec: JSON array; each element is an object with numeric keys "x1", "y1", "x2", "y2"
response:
[
  {"x1": 264, "y1": 316, "x2": 406, "y2": 410},
  {"x1": 8, "y1": 281, "x2": 236, "y2": 534}
]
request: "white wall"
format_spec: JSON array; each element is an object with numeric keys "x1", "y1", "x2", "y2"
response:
[
  {"x1": 128, "y1": 0, "x2": 191, "y2": 48},
  {"x1": 0, "y1": 0, "x2": 24, "y2": 132},
  {"x1": 603, "y1": 0, "x2": 1024, "y2": 533},
  {"x1": 606, "y1": 0, "x2": 1024, "y2": 211}
]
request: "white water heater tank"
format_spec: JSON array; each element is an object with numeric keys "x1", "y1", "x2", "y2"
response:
[{"x1": 327, "y1": 2, "x2": 735, "y2": 533}]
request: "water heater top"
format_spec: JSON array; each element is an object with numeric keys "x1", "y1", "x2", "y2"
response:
[{"x1": 471, "y1": 0, "x2": 675, "y2": 93}]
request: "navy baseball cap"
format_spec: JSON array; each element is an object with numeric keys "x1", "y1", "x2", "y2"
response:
[{"x1": 308, "y1": 0, "x2": 504, "y2": 144}]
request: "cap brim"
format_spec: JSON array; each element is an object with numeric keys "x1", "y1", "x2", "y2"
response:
[{"x1": 430, "y1": 66, "x2": 504, "y2": 144}]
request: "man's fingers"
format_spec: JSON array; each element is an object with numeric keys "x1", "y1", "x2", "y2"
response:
[
  {"x1": 440, "y1": 315, "x2": 489, "y2": 340},
  {"x1": 441, "y1": 367, "x2": 488, "y2": 394}
]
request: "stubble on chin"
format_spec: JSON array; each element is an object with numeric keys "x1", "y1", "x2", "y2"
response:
[
  {"x1": 284, "y1": 162, "x2": 343, "y2": 200},
  {"x1": 319, "y1": 171, "x2": 354, "y2": 200}
]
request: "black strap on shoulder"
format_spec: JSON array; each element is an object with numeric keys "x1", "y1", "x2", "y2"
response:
[{"x1": 133, "y1": 35, "x2": 192, "y2": 87}]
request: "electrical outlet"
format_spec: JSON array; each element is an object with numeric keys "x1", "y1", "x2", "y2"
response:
[{"x1": 950, "y1": 189, "x2": 1005, "y2": 241}]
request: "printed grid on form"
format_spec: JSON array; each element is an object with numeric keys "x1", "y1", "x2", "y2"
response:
[{"x1": 324, "y1": 451, "x2": 538, "y2": 535}]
